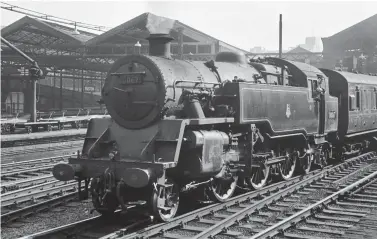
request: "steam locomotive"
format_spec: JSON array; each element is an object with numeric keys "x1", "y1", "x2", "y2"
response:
[{"x1": 53, "y1": 33, "x2": 377, "y2": 222}]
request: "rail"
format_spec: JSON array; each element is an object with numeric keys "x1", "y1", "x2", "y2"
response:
[{"x1": 118, "y1": 152, "x2": 375, "y2": 239}]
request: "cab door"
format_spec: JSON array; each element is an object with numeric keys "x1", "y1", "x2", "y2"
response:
[{"x1": 309, "y1": 76, "x2": 326, "y2": 136}]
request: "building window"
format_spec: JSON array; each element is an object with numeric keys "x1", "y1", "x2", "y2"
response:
[
  {"x1": 126, "y1": 46, "x2": 134, "y2": 54},
  {"x1": 141, "y1": 45, "x2": 149, "y2": 54},
  {"x1": 183, "y1": 44, "x2": 197, "y2": 54},
  {"x1": 171, "y1": 44, "x2": 178, "y2": 54},
  {"x1": 198, "y1": 44, "x2": 211, "y2": 54}
]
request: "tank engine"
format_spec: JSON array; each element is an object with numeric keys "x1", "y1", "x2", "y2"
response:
[{"x1": 53, "y1": 33, "x2": 377, "y2": 221}]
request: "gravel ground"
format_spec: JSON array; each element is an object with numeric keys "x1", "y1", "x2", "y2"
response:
[{"x1": 1, "y1": 199, "x2": 100, "y2": 239}]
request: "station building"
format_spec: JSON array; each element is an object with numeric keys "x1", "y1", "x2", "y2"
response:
[
  {"x1": 1, "y1": 12, "x2": 248, "y2": 116},
  {"x1": 322, "y1": 13, "x2": 377, "y2": 74},
  {"x1": 1, "y1": 12, "x2": 376, "y2": 117}
]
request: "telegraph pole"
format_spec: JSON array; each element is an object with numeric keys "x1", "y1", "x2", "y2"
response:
[{"x1": 279, "y1": 14, "x2": 283, "y2": 59}]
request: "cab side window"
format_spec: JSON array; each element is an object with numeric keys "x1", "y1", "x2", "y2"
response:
[{"x1": 310, "y1": 79, "x2": 318, "y2": 98}]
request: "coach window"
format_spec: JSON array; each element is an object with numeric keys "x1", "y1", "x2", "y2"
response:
[
  {"x1": 363, "y1": 90, "x2": 368, "y2": 110},
  {"x1": 349, "y1": 94, "x2": 356, "y2": 111},
  {"x1": 356, "y1": 87, "x2": 361, "y2": 110},
  {"x1": 374, "y1": 88, "x2": 377, "y2": 110}
]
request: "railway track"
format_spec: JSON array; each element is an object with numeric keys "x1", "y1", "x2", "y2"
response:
[
  {"x1": 0, "y1": 154, "x2": 80, "y2": 224},
  {"x1": 1, "y1": 179, "x2": 78, "y2": 224},
  {"x1": 13, "y1": 152, "x2": 377, "y2": 239},
  {"x1": 1, "y1": 155, "x2": 72, "y2": 182},
  {"x1": 115, "y1": 152, "x2": 376, "y2": 239},
  {"x1": 16, "y1": 166, "x2": 328, "y2": 238},
  {"x1": 1, "y1": 140, "x2": 83, "y2": 158},
  {"x1": 2, "y1": 175, "x2": 56, "y2": 193},
  {"x1": 18, "y1": 211, "x2": 153, "y2": 239},
  {"x1": 1, "y1": 179, "x2": 77, "y2": 208},
  {"x1": 1, "y1": 134, "x2": 85, "y2": 148},
  {"x1": 18, "y1": 153, "x2": 372, "y2": 239},
  {"x1": 256, "y1": 174, "x2": 377, "y2": 239}
]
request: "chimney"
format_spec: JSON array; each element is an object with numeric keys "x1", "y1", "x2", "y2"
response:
[{"x1": 146, "y1": 33, "x2": 173, "y2": 58}]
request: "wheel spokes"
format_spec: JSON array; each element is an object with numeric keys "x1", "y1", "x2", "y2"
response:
[
  {"x1": 210, "y1": 176, "x2": 238, "y2": 202},
  {"x1": 279, "y1": 152, "x2": 296, "y2": 180},
  {"x1": 249, "y1": 164, "x2": 270, "y2": 190},
  {"x1": 152, "y1": 179, "x2": 180, "y2": 222}
]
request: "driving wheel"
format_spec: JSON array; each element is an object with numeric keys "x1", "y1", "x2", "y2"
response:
[
  {"x1": 247, "y1": 163, "x2": 270, "y2": 190},
  {"x1": 208, "y1": 174, "x2": 238, "y2": 202},
  {"x1": 279, "y1": 149, "x2": 296, "y2": 180}
]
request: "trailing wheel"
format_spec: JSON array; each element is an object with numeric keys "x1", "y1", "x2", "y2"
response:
[
  {"x1": 247, "y1": 163, "x2": 270, "y2": 190},
  {"x1": 208, "y1": 173, "x2": 238, "y2": 202},
  {"x1": 151, "y1": 178, "x2": 180, "y2": 222},
  {"x1": 90, "y1": 177, "x2": 118, "y2": 216},
  {"x1": 279, "y1": 149, "x2": 296, "y2": 180}
]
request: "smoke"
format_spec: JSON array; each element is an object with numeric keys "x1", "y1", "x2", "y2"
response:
[{"x1": 145, "y1": 13, "x2": 176, "y2": 35}]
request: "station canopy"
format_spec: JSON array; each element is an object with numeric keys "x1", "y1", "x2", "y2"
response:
[
  {"x1": 1, "y1": 16, "x2": 95, "y2": 49},
  {"x1": 1, "y1": 13, "x2": 249, "y2": 73},
  {"x1": 85, "y1": 12, "x2": 249, "y2": 56},
  {"x1": 322, "y1": 14, "x2": 377, "y2": 53},
  {"x1": 0, "y1": 16, "x2": 104, "y2": 72}
]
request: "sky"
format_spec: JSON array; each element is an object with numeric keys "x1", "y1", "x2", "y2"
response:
[{"x1": 1, "y1": 0, "x2": 377, "y2": 51}]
